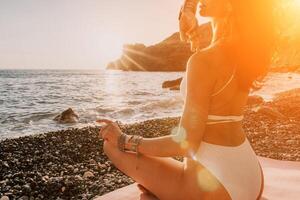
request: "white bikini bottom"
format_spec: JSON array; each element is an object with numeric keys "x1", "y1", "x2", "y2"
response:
[{"x1": 184, "y1": 138, "x2": 262, "y2": 200}]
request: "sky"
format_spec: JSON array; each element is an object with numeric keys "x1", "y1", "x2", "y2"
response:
[{"x1": 0, "y1": 0, "x2": 208, "y2": 69}]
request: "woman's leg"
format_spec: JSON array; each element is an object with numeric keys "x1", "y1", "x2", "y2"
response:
[{"x1": 103, "y1": 141, "x2": 186, "y2": 200}]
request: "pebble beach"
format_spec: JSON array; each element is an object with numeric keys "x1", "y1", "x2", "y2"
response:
[{"x1": 1, "y1": 89, "x2": 300, "y2": 200}]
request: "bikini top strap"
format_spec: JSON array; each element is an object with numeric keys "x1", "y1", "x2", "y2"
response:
[{"x1": 211, "y1": 67, "x2": 236, "y2": 97}]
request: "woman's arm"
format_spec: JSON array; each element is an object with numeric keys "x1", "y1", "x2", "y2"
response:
[
  {"x1": 179, "y1": 0, "x2": 201, "y2": 51},
  {"x1": 125, "y1": 52, "x2": 217, "y2": 158},
  {"x1": 126, "y1": 135, "x2": 187, "y2": 157},
  {"x1": 182, "y1": 0, "x2": 199, "y2": 14}
]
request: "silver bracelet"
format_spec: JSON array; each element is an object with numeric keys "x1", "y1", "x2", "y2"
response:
[
  {"x1": 130, "y1": 135, "x2": 143, "y2": 153},
  {"x1": 117, "y1": 133, "x2": 127, "y2": 152}
]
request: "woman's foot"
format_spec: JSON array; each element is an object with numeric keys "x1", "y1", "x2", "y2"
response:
[
  {"x1": 137, "y1": 184, "x2": 159, "y2": 199},
  {"x1": 140, "y1": 193, "x2": 160, "y2": 200},
  {"x1": 137, "y1": 184, "x2": 151, "y2": 193}
]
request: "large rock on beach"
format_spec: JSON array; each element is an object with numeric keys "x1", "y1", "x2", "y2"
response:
[
  {"x1": 257, "y1": 106, "x2": 287, "y2": 120},
  {"x1": 273, "y1": 88, "x2": 300, "y2": 100},
  {"x1": 270, "y1": 65, "x2": 300, "y2": 73},
  {"x1": 54, "y1": 108, "x2": 79, "y2": 123},
  {"x1": 266, "y1": 88, "x2": 300, "y2": 120}
]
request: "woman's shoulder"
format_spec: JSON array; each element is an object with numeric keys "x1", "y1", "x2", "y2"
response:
[
  {"x1": 185, "y1": 51, "x2": 219, "y2": 92},
  {"x1": 187, "y1": 44, "x2": 229, "y2": 77},
  {"x1": 187, "y1": 47, "x2": 221, "y2": 78}
]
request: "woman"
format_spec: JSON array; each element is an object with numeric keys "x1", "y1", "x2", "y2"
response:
[{"x1": 97, "y1": 0, "x2": 275, "y2": 199}]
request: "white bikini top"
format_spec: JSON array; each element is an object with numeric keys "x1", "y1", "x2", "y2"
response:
[{"x1": 179, "y1": 68, "x2": 244, "y2": 124}]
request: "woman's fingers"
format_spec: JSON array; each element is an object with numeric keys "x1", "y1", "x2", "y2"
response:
[
  {"x1": 179, "y1": 11, "x2": 199, "y2": 51},
  {"x1": 97, "y1": 119, "x2": 120, "y2": 129},
  {"x1": 97, "y1": 119, "x2": 121, "y2": 143},
  {"x1": 96, "y1": 119, "x2": 114, "y2": 124},
  {"x1": 97, "y1": 119, "x2": 114, "y2": 140},
  {"x1": 101, "y1": 131, "x2": 108, "y2": 141},
  {"x1": 180, "y1": 32, "x2": 188, "y2": 42},
  {"x1": 99, "y1": 124, "x2": 111, "y2": 140}
]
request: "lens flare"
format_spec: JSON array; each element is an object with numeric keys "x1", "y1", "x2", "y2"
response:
[
  {"x1": 196, "y1": 166, "x2": 220, "y2": 192},
  {"x1": 171, "y1": 126, "x2": 187, "y2": 143}
]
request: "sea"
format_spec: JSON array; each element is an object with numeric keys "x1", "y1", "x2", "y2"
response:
[{"x1": 1, "y1": 69, "x2": 300, "y2": 139}]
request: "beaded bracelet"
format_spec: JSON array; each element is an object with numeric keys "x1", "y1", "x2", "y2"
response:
[
  {"x1": 117, "y1": 133, "x2": 127, "y2": 152},
  {"x1": 117, "y1": 134, "x2": 143, "y2": 170},
  {"x1": 130, "y1": 135, "x2": 143, "y2": 170}
]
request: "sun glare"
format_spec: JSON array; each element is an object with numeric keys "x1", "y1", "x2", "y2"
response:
[
  {"x1": 101, "y1": 32, "x2": 124, "y2": 64},
  {"x1": 293, "y1": 0, "x2": 300, "y2": 6},
  {"x1": 283, "y1": 0, "x2": 300, "y2": 10},
  {"x1": 278, "y1": 0, "x2": 300, "y2": 28}
]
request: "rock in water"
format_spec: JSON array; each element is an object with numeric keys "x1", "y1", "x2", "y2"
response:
[
  {"x1": 54, "y1": 108, "x2": 79, "y2": 123},
  {"x1": 169, "y1": 85, "x2": 180, "y2": 91},
  {"x1": 247, "y1": 95, "x2": 264, "y2": 106},
  {"x1": 162, "y1": 77, "x2": 183, "y2": 89}
]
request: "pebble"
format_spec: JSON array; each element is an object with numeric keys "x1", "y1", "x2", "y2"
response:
[
  {"x1": 286, "y1": 140, "x2": 295, "y2": 145},
  {"x1": 83, "y1": 171, "x2": 94, "y2": 179},
  {"x1": 2, "y1": 161, "x2": 9, "y2": 168},
  {"x1": 89, "y1": 159, "x2": 97, "y2": 165},
  {"x1": 75, "y1": 175, "x2": 84, "y2": 181},
  {"x1": 22, "y1": 184, "x2": 31, "y2": 193},
  {"x1": 18, "y1": 196, "x2": 29, "y2": 200}
]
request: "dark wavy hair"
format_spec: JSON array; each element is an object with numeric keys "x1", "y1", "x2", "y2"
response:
[{"x1": 228, "y1": 0, "x2": 276, "y2": 91}]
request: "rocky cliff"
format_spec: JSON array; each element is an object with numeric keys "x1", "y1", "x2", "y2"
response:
[
  {"x1": 107, "y1": 18, "x2": 300, "y2": 73},
  {"x1": 106, "y1": 23, "x2": 212, "y2": 71}
]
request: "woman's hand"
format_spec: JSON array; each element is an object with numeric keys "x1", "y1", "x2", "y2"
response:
[
  {"x1": 96, "y1": 119, "x2": 123, "y2": 148},
  {"x1": 179, "y1": 7, "x2": 201, "y2": 52}
]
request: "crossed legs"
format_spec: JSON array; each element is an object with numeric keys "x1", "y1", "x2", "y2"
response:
[{"x1": 103, "y1": 141, "x2": 187, "y2": 200}]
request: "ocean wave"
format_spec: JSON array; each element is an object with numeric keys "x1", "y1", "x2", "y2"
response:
[
  {"x1": 95, "y1": 107, "x2": 115, "y2": 113},
  {"x1": 127, "y1": 100, "x2": 142, "y2": 105},
  {"x1": 22, "y1": 112, "x2": 57, "y2": 124},
  {"x1": 34, "y1": 81, "x2": 58, "y2": 84},
  {"x1": 112, "y1": 108, "x2": 135, "y2": 116},
  {"x1": 1, "y1": 116, "x2": 20, "y2": 124},
  {"x1": 139, "y1": 97, "x2": 183, "y2": 112},
  {"x1": 132, "y1": 91, "x2": 155, "y2": 96}
]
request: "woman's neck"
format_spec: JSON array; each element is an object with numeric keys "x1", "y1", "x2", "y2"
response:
[
  {"x1": 209, "y1": 17, "x2": 237, "y2": 66},
  {"x1": 211, "y1": 18, "x2": 230, "y2": 45}
]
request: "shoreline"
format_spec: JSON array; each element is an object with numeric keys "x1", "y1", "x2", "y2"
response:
[
  {"x1": 1, "y1": 90, "x2": 300, "y2": 199},
  {"x1": 2, "y1": 71, "x2": 300, "y2": 139}
]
